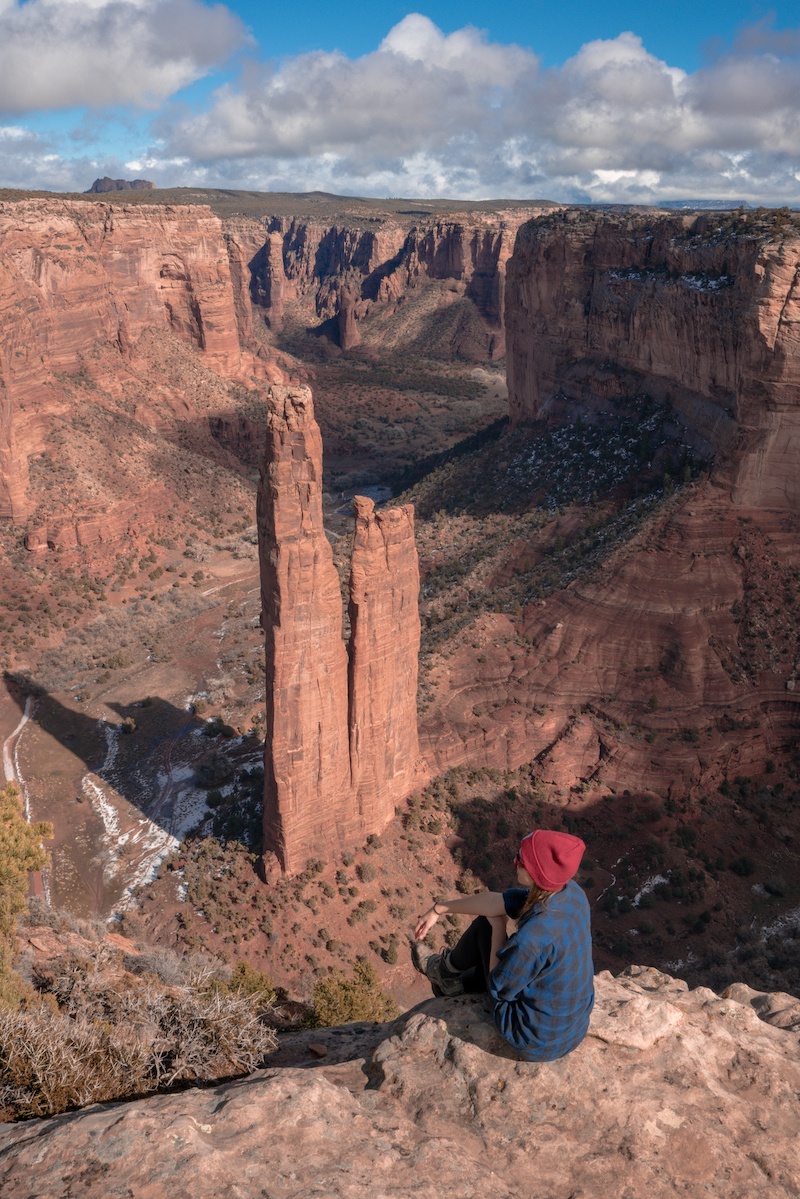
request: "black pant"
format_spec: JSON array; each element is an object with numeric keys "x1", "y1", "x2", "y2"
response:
[{"x1": 446, "y1": 915, "x2": 493, "y2": 994}]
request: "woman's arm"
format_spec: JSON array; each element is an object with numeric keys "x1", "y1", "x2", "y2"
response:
[{"x1": 414, "y1": 891, "x2": 506, "y2": 941}]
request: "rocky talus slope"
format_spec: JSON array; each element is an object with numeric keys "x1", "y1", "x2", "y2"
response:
[
  {"x1": 1, "y1": 967, "x2": 799, "y2": 1197},
  {"x1": 258, "y1": 385, "x2": 420, "y2": 872}
]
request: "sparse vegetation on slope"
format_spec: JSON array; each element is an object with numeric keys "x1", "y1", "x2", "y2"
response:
[
  {"x1": 0, "y1": 783, "x2": 51, "y2": 1008},
  {"x1": 2, "y1": 915, "x2": 278, "y2": 1121}
]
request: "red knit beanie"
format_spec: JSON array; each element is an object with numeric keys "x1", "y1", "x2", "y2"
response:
[{"x1": 518, "y1": 830, "x2": 585, "y2": 890}]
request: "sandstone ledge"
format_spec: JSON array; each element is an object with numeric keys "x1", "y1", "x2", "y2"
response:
[{"x1": 1, "y1": 967, "x2": 799, "y2": 1197}]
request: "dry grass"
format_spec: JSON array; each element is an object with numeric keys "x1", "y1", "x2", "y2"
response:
[{"x1": 0, "y1": 981, "x2": 276, "y2": 1121}]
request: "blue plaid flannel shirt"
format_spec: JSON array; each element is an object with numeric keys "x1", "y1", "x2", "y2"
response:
[{"x1": 489, "y1": 879, "x2": 594, "y2": 1062}]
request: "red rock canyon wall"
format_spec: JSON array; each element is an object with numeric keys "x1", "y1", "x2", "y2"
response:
[
  {"x1": 252, "y1": 212, "x2": 549, "y2": 358},
  {"x1": 0, "y1": 198, "x2": 279, "y2": 525},
  {"x1": 506, "y1": 209, "x2": 800, "y2": 508},
  {"x1": 418, "y1": 209, "x2": 800, "y2": 797}
]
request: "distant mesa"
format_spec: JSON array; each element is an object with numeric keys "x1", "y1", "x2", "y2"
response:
[
  {"x1": 657, "y1": 199, "x2": 751, "y2": 210},
  {"x1": 84, "y1": 177, "x2": 156, "y2": 194}
]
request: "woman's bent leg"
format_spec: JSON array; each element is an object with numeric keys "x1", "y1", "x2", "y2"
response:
[{"x1": 445, "y1": 916, "x2": 493, "y2": 993}]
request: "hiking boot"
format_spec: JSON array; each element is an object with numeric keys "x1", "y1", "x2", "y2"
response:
[{"x1": 410, "y1": 941, "x2": 465, "y2": 997}]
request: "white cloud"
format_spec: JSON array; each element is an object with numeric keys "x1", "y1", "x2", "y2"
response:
[
  {"x1": 0, "y1": 0, "x2": 245, "y2": 112},
  {"x1": 3, "y1": 13, "x2": 800, "y2": 203},
  {"x1": 145, "y1": 15, "x2": 800, "y2": 203}
]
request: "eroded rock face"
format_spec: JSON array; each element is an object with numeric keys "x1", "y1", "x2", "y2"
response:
[
  {"x1": 0, "y1": 199, "x2": 277, "y2": 523},
  {"x1": 85, "y1": 177, "x2": 155, "y2": 193},
  {"x1": 258, "y1": 389, "x2": 421, "y2": 872},
  {"x1": 258, "y1": 211, "x2": 548, "y2": 359},
  {"x1": 349, "y1": 497, "x2": 420, "y2": 828},
  {"x1": 257, "y1": 386, "x2": 354, "y2": 873},
  {"x1": 2, "y1": 967, "x2": 798, "y2": 1198},
  {"x1": 506, "y1": 209, "x2": 800, "y2": 509}
]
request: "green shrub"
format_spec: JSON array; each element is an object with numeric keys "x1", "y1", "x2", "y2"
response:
[
  {"x1": 0, "y1": 783, "x2": 51, "y2": 1006},
  {"x1": 455, "y1": 870, "x2": 482, "y2": 895},
  {"x1": 309, "y1": 961, "x2": 399, "y2": 1028},
  {"x1": 226, "y1": 961, "x2": 276, "y2": 1011}
]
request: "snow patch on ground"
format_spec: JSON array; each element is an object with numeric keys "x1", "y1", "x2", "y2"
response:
[
  {"x1": 758, "y1": 905, "x2": 800, "y2": 941},
  {"x1": 77, "y1": 720, "x2": 210, "y2": 912},
  {"x1": 633, "y1": 874, "x2": 669, "y2": 907},
  {"x1": 102, "y1": 723, "x2": 120, "y2": 776},
  {"x1": 663, "y1": 950, "x2": 699, "y2": 973}
]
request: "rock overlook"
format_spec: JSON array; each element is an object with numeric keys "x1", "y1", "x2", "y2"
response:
[{"x1": 1, "y1": 966, "x2": 799, "y2": 1198}]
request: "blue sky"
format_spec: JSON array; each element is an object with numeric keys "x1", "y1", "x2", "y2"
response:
[
  {"x1": 231, "y1": 0, "x2": 787, "y2": 69},
  {"x1": 1, "y1": 0, "x2": 799, "y2": 202}
]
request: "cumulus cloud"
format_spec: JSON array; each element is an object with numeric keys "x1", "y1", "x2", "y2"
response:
[
  {"x1": 162, "y1": 16, "x2": 533, "y2": 164},
  {"x1": 150, "y1": 14, "x2": 800, "y2": 203},
  {"x1": 0, "y1": 0, "x2": 245, "y2": 112},
  {"x1": 3, "y1": 12, "x2": 800, "y2": 203}
]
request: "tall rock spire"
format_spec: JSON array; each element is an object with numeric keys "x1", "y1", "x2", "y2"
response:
[
  {"x1": 257, "y1": 386, "x2": 421, "y2": 873},
  {"x1": 348, "y1": 497, "x2": 420, "y2": 827},
  {"x1": 258, "y1": 386, "x2": 354, "y2": 873}
]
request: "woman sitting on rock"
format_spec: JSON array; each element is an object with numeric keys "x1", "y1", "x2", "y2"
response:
[{"x1": 412, "y1": 829, "x2": 594, "y2": 1062}]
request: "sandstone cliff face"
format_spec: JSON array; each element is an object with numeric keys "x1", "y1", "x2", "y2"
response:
[
  {"x1": 3, "y1": 967, "x2": 799, "y2": 1198},
  {"x1": 0, "y1": 199, "x2": 277, "y2": 524},
  {"x1": 416, "y1": 209, "x2": 800, "y2": 802},
  {"x1": 349, "y1": 497, "x2": 420, "y2": 827},
  {"x1": 506, "y1": 209, "x2": 800, "y2": 508},
  {"x1": 258, "y1": 387, "x2": 421, "y2": 873},
  {"x1": 256, "y1": 211, "x2": 546, "y2": 358}
]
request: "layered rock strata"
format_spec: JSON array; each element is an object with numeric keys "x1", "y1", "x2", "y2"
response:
[
  {"x1": 3, "y1": 967, "x2": 799, "y2": 1198},
  {"x1": 258, "y1": 387, "x2": 420, "y2": 873},
  {"x1": 417, "y1": 207, "x2": 800, "y2": 795},
  {"x1": 257, "y1": 387, "x2": 354, "y2": 870},
  {"x1": 506, "y1": 209, "x2": 800, "y2": 508},
  {"x1": 0, "y1": 198, "x2": 280, "y2": 525},
  {"x1": 253, "y1": 211, "x2": 548, "y2": 358},
  {"x1": 349, "y1": 497, "x2": 420, "y2": 828}
]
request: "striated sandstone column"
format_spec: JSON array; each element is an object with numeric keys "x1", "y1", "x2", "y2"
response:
[
  {"x1": 258, "y1": 385, "x2": 355, "y2": 873},
  {"x1": 348, "y1": 497, "x2": 420, "y2": 829},
  {"x1": 258, "y1": 389, "x2": 421, "y2": 873}
]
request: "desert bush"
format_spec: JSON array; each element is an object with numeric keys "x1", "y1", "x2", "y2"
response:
[
  {"x1": 0, "y1": 983, "x2": 276, "y2": 1120},
  {"x1": 455, "y1": 869, "x2": 483, "y2": 895},
  {"x1": 309, "y1": 960, "x2": 399, "y2": 1028}
]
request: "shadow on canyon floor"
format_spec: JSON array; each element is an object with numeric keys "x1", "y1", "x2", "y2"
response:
[{"x1": 3, "y1": 671, "x2": 258, "y2": 844}]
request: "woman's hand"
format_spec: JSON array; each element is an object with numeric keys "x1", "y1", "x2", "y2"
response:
[{"x1": 414, "y1": 907, "x2": 440, "y2": 942}]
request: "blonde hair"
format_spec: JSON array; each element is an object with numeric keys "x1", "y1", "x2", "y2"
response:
[{"x1": 518, "y1": 882, "x2": 559, "y2": 920}]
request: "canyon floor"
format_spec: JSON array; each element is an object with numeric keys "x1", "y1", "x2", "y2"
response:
[{"x1": 3, "y1": 361, "x2": 799, "y2": 1013}]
